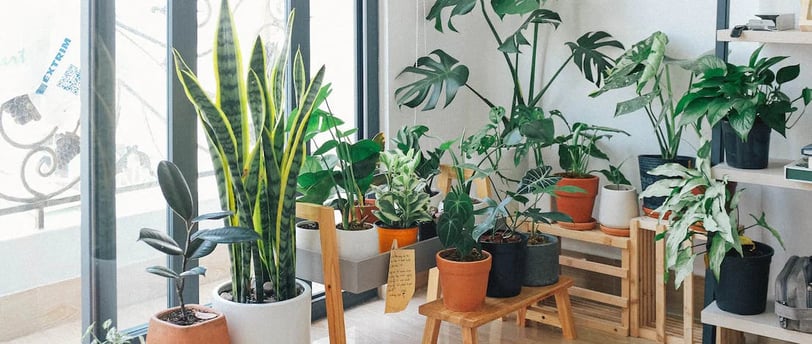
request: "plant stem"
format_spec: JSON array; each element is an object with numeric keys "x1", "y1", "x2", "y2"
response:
[
  {"x1": 529, "y1": 23, "x2": 540, "y2": 103},
  {"x1": 478, "y1": 0, "x2": 525, "y2": 106},
  {"x1": 530, "y1": 55, "x2": 574, "y2": 107},
  {"x1": 465, "y1": 84, "x2": 496, "y2": 108}
]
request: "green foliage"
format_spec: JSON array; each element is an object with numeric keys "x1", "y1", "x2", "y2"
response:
[
  {"x1": 372, "y1": 150, "x2": 433, "y2": 228},
  {"x1": 552, "y1": 115, "x2": 630, "y2": 178},
  {"x1": 173, "y1": 0, "x2": 327, "y2": 303},
  {"x1": 676, "y1": 45, "x2": 812, "y2": 140},
  {"x1": 138, "y1": 161, "x2": 258, "y2": 320},
  {"x1": 392, "y1": 125, "x2": 454, "y2": 195},
  {"x1": 640, "y1": 139, "x2": 784, "y2": 288},
  {"x1": 82, "y1": 319, "x2": 144, "y2": 344},
  {"x1": 592, "y1": 31, "x2": 708, "y2": 160}
]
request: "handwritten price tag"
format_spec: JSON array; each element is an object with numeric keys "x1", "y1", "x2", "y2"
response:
[{"x1": 384, "y1": 248, "x2": 415, "y2": 313}]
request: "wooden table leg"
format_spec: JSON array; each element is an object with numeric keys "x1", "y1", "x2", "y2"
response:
[
  {"x1": 422, "y1": 318, "x2": 441, "y2": 344},
  {"x1": 716, "y1": 327, "x2": 744, "y2": 344},
  {"x1": 462, "y1": 327, "x2": 477, "y2": 344},
  {"x1": 516, "y1": 305, "x2": 527, "y2": 327},
  {"x1": 554, "y1": 289, "x2": 577, "y2": 340},
  {"x1": 427, "y1": 267, "x2": 441, "y2": 302}
]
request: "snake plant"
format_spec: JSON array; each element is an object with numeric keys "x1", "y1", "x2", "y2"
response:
[{"x1": 173, "y1": 0, "x2": 327, "y2": 303}]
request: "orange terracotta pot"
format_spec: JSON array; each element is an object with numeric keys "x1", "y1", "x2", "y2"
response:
[
  {"x1": 147, "y1": 304, "x2": 230, "y2": 344},
  {"x1": 354, "y1": 202, "x2": 379, "y2": 223},
  {"x1": 377, "y1": 224, "x2": 418, "y2": 252},
  {"x1": 436, "y1": 249, "x2": 492, "y2": 312},
  {"x1": 554, "y1": 175, "x2": 599, "y2": 224}
]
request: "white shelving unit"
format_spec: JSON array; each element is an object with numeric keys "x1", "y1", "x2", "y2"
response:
[
  {"x1": 716, "y1": 29, "x2": 812, "y2": 44},
  {"x1": 711, "y1": 160, "x2": 812, "y2": 191},
  {"x1": 702, "y1": 301, "x2": 812, "y2": 343}
]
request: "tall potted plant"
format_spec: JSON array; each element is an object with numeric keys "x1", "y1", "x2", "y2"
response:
[
  {"x1": 372, "y1": 149, "x2": 433, "y2": 252},
  {"x1": 172, "y1": 1, "x2": 326, "y2": 342},
  {"x1": 676, "y1": 45, "x2": 812, "y2": 169},
  {"x1": 551, "y1": 114, "x2": 629, "y2": 229},
  {"x1": 641, "y1": 138, "x2": 785, "y2": 315},
  {"x1": 139, "y1": 161, "x2": 259, "y2": 344},
  {"x1": 591, "y1": 32, "x2": 702, "y2": 214}
]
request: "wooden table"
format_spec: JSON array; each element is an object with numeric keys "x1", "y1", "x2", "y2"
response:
[{"x1": 418, "y1": 276, "x2": 576, "y2": 344}]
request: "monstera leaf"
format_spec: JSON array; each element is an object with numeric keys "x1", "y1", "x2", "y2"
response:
[
  {"x1": 396, "y1": 49, "x2": 470, "y2": 110},
  {"x1": 499, "y1": 9, "x2": 561, "y2": 53},
  {"x1": 491, "y1": 0, "x2": 539, "y2": 18},
  {"x1": 426, "y1": 0, "x2": 477, "y2": 32},
  {"x1": 566, "y1": 31, "x2": 624, "y2": 87}
]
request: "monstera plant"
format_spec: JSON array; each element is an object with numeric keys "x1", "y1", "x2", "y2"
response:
[{"x1": 396, "y1": 0, "x2": 624, "y2": 164}]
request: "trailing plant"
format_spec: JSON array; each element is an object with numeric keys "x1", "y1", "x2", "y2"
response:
[
  {"x1": 396, "y1": 0, "x2": 623, "y2": 163},
  {"x1": 173, "y1": 0, "x2": 327, "y2": 303},
  {"x1": 138, "y1": 161, "x2": 259, "y2": 323},
  {"x1": 83, "y1": 319, "x2": 144, "y2": 344},
  {"x1": 676, "y1": 45, "x2": 812, "y2": 140},
  {"x1": 591, "y1": 31, "x2": 709, "y2": 160},
  {"x1": 551, "y1": 112, "x2": 630, "y2": 178},
  {"x1": 640, "y1": 138, "x2": 785, "y2": 288},
  {"x1": 372, "y1": 149, "x2": 433, "y2": 228},
  {"x1": 298, "y1": 106, "x2": 384, "y2": 230}
]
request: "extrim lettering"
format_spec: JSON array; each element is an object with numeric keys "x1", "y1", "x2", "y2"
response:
[{"x1": 35, "y1": 38, "x2": 72, "y2": 95}]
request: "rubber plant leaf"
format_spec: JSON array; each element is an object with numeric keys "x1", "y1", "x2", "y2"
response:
[
  {"x1": 157, "y1": 160, "x2": 195, "y2": 222},
  {"x1": 146, "y1": 266, "x2": 181, "y2": 279},
  {"x1": 395, "y1": 49, "x2": 470, "y2": 111},
  {"x1": 191, "y1": 226, "x2": 260, "y2": 244},
  {"x1": 138, "y1": 228, "x2": 183, "y2": 256}
]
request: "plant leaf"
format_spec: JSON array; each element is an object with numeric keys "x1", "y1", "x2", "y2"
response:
[
  {"x1": 180, "y1": 266, "x2": 207, "y2": 277},
  {"x1": 157, "y1": 161, "x2": 195, "y2": 222},
  {"x1": 776, "y1": 64, "x2": 800, "y2": 84},
  {"x1": 396, "y1": 49, "x2": 470, "y2": 110},
  {"x1": 191, "y1": 226, "x2": 260, "y2": 244},
  {"x1": 615, "y1": 92, "x2": 657, "y2": 117},
  {"x1": 426, "y1": 0, "x2": 477, "y2": 32},
  {"x1": 138, "y1": 228, "x2": 183, "y2": 256},
  {"x1": 146, "y1": 266, "x2": 180, "y2": 279},
  {"x1": 491, "y1": 0, "x2": 539, "y2": 18},
  {"x1": 192, "y1": 210, "x2": 233, "y2": 223},
  {"x1": 188, "y1": 238, "x2": 218, "y2": 259},
  {"x1": 566, "y1": 31, "x2": 624, "y2": 87},
  {"x1": 516, "y1": 166, "x2": 558, "y2": 194}
]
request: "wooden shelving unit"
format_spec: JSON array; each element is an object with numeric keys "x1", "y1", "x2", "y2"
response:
[
  {"x1": 702, "y1": 301, "x2": 812, "y2": 344},
  {"x1": 716, "y1": 29, "x2": 812, "y2": 44},
  {"x1": 711, "y1": 160, "x2": 812, "y2": 191}
]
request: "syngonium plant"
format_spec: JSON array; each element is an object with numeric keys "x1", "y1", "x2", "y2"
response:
[
  {"x1": 173, "y1": 0, "x2": 327, "y2": 303},
  {"x1": 396, "y1": 0, "x2": 624, "y2": 165},
  {"x1": 371, "y1": 149, "x2": 433, "y2": 229}
]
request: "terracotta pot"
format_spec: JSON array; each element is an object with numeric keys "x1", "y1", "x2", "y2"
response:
[
  {"x1": 436, "y1": 249, "x2": 492, "y2": 312},
  {"x1": 554, "y1": 175, "x2": 599, "y2": 224},
  {"x1": 147, "y1": 304, "x2": 230, "y2": 344},
  {"x1": 376, "y1": 223, "x2": 418, "y2": 252},
  {"x1": 355, "y1": 202, "x2": 379, "y2": 223}
]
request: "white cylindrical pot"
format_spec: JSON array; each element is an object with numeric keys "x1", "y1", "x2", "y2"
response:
[
  {"x1": 598, "y1": 184, "x2": 639, "y2": 229},
  {"x1": 337, "y1": 223, "x2": 379, "y2": 261},
  {"x1": 295, "y1": 220, "x2": 321, "y2": 252},
  {"x1": 211, "y1": 280, "x2": 311, "y2": 344}
]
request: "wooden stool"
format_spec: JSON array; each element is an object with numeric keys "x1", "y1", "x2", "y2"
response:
[{"x1": 419, "y1": 276, "x2": 576, "y2": 344}]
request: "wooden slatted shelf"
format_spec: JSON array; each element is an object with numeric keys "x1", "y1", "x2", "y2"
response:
[{"x1": 717, "y1": 29, "x2": 812, "y2": 44}]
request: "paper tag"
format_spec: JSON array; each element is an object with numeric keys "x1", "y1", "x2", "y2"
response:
[{"x1": 384, "y1": 248, "x2": 415, "y2": 313}]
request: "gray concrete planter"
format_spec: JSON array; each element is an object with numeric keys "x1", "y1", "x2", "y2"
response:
[{"x1": 523, "y1": 233, "x2": 560, "y2": 287}]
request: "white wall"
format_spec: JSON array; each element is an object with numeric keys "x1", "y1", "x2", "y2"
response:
[{"x1": 380, "y1": 0, "x2": 812, "y2": 289}]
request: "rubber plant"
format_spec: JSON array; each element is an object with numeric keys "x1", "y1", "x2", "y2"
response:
[
  {"x1": 396, "y1": 0, "x2": 624, "y2": 165},
  {"x1": 173, "y1": 0, "x2": 327, "y2": 303}
]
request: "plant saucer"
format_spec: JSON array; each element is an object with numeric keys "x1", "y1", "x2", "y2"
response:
[
  {"x1": 599, "y1": 224, "x2": 630, "y2": 237},
  {"x1": 557, "y1": 218, "x2": 597, "y2": 231}
]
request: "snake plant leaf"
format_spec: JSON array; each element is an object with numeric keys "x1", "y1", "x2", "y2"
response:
[
  {"x1": 192, "y1": 210, "x2": 233, "y2": 223},
  {"x1": 180, "y1": 266, "x2": 207, "y2": 277},
  {"x1": 566, "y1": 31, "x2": 624, "y2": 87},
  {"x1": 516, "y1": 166, "x2": 558, "y2": 195},
  {"x1": 214, "y1": 0, "x2": 248, "y2": 163},
  {"x1": 147, "y1": 266, "x2": 181, "y2": 280},
  {"x1": 157, "y1": 160, "x2": 195, "y2": 222},
  {"x1": 426, "y1": 0, "x2": 477, "y2": 32},
  {"x1": 138, "y1": 228, "x2": 183, "y2": 256},
  {"x1": 187, "y1": 238, "x2": 218, "y2": 259},
  {"x1": 191, "y1": 226, "x2": 260, "y2": 244},
  {"x1": 491, "y1": 0, "x2": 539, "y2": 18},
  {"x1": 395, "y1": 49, "x2": 470, "y2": 111}
]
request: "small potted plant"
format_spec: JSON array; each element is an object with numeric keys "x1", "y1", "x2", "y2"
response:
[
  {"x1": 83, "y1": 319, "x2": 144, "y2": 344},
  {"x1": 551, "y1": 113, "x2": 629, "y2": 229},
  {"x1": 676, "y1": 45, "x2": 812, "y2": 169},
  {"x1": 641, "y1": 139, "x2": 784, "y2": 315},
  {"x1": 596, "y1": 162, "x2": 638, "y2": 237},
  {"x1": 372, "y1": 149, "x2": 433, "y2": 252},
  {"x1": 138, "y1": 161, "x2": 259, "y2": 344}
]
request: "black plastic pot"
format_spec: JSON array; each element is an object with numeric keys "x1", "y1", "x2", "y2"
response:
[
  {"x1": 480, "y1": 231, "x2": 528, "y2": 298},
  {"x1": 638, "y1": 154, "x2": 695, "y2": 212},
  {"x1": 418, "y1": 220, "x2": 437, "y2": 241},
  {"x1": 721, "y1": 119, "x2": 771, "y2": 169},
  {"x1": 716, "y1": 241, "x2": 774, "y2": 315},
  {"x1": 523, "y1": 233, "x2": 559, "y2": 287}
]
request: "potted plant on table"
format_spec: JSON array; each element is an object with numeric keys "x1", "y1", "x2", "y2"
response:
[
  {"x1": 676, "y1": 45, "x2": 812, "y2": 169},
  {"x1": 591, "y1": 31, "x2": 703, "y2": 214},
  {"x1": 372, "y1": 149, "x2": 433, "y2": 252},
  {"x1": 596, "y1": 162, "x2": 638, "y2": 237},
  {"x1": 297, "y1": 108, "x2": 384, "y2": 260},
  {"x1": 641, "y1": 138, "x2": 785, "y2": 315},
  {"x1": 551, "y1": 114, "x2": 630, "y2": 230},
  {"x1": 138, "y1": 161, "x2": 259, "y2": 344},
  {"x1": 172, "y1": 1, "x2": 326, "y2": 342}
]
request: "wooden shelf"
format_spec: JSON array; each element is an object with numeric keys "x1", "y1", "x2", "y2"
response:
[
  {"x1": 710, "y1": 160, "x2": 812, "y2": 191},
  {"x1": 702, "y1": 301, "x2": 812, "y2": 344},
  {"x1": 717, "y1": 29, "x2": 812, "y2": 44}
]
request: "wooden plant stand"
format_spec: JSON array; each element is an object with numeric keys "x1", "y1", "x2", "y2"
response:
[{"x1": 418, "y1": 276, "x2": 576, "y2": 344}]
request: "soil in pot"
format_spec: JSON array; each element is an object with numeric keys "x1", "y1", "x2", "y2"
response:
[
  {"x1": 554, "y1": 175, "x2": 599, "y2": 224},
  {"x1": 638, "y1": 154, "x2": 694, "y2": 215},
  {"x1": 524, "y1": 234, "x2": 560, "y2": 287},
  {"x1": 479, "y1": 230, "x2": 528, "y2": 298},
  {"x1": 715, "y1": 241, "x2": 774, "y2": 315},
  {"x1": 436, "y1": 249, "x2": 492, "y2": 312},
  {"x1": 147, "y1": 305, "x2": 230, "y2": 344},
  {"x1": 721, "y1": 119, "x2": 771, "y2": 169}
]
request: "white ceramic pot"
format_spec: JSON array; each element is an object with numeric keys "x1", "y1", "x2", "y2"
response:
[
  {"x1": 336, "y1": 222, "x2": 379, "y2": 261},
  {"x1": 295, "y1": 220, "x2": 321, "y2": 252},
  {"x1": 597, "y1": 184, "x2": 639, "y2": 229},
  {"x1": 211, "y1": 280, "x2": 311, "y2": 344}
]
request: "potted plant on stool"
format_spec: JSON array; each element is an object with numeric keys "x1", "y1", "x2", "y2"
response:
[
  {"x1": 372, "y1": 149, "x2": 433, "y2": 252},
  {"x1": 138, "y1": 161, "x2": 259, "y2": 344}
]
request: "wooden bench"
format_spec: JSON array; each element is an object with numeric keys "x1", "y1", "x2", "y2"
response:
[{"x1": 418, "y1": 275, "x2": 576, "y2": 344}]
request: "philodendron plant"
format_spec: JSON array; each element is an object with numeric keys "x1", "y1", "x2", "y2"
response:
[
  {"x1": 551, "y1": 112, "x2": 630, "y2": 178},
  {"x1": 138, "y1": 161, "x2": 259, "y2": 323},
  {"x1": 372, "y1": 149, "x2": 433, "y2": 228}
]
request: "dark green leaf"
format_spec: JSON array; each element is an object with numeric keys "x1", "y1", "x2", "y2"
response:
[
  {"x1": 523, "y1": 209, "x2": 572, "y2": 223},
  {"x1": 192, "y1": 210, "x2": 233, "y2": 223},
  {"x1": 188, "y1": 238, "x2": 218, "y2": 259},
  {"x1": 426, "y1": 0, "x2": 477, "y2": 32},
  {"x1": 192, "y1": 227, "x2": 260, "y2": 244},
  {"x1": 312, "y1": 140, "x2": 339, "y2": 156},
  {"x1": 566, "y1": 31, "x2": 624, "y2": 87},
  {"x1": 803, "y1": 88, "x2": 812, "y2": 105},
  {"x1": 776, "y1": 64, "x2": 800, "y2": 84},
  {"x1": 491, "y1": 0, "x2": 539, "y2": 17},
  {"x1": 157, "y1": 161, "x2": 195, "y2": 222},
  {"x1": 180, "y1": 266, "x2": 207, "y2": 277},
  {"x1": 516, "y1": 166, "x2": 558, "y2": 194},
  {"x1": 146, "y1": 266, "x2": 180, "y2": 279},
  {"x1": 396, "y1": 50, "x2": 470, "y2": 110},
  {"x1": 750, "y1": 212, "x2": 784, "y2": 249},
  {"x1": 138, "y1": 228, "x2": 183, "y2": 256}
]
